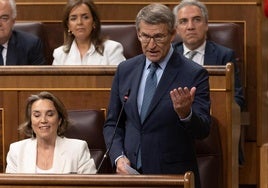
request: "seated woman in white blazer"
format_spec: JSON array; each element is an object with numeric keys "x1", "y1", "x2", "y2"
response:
[
  {"x1": 52, "y1": 0, "x2": 126, "y2": 65},
  {"x1": 5, "y1": 91, "x2": 97, "y2": 174}
]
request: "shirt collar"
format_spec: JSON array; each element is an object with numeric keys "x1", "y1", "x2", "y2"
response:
[
  {"x1": 183, "y1": 41, "x2": 206, "y2": 56},
  {"x1": 1, "y1": 41, "x2": 8, "y2": 49},
  {"x1": 72, "y1": 40, "x2": 95, "y2": 56}
]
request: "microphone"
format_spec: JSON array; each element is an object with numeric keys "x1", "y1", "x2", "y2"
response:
[{"x1": 96, "y1": 89, "x2": 130, "y2": 173}]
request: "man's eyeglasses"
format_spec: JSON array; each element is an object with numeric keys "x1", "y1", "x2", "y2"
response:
[{"x1": 138, "y1": 33, "x2": 169, "y2": 44}]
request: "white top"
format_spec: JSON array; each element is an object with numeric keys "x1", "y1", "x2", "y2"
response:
[
  {"x1": 36, "y1": 166, "x2": 54, "y2": 173},
  {"x1": 1, "y1": 42, "x2": 8, "y2": 65},
  {"x1": 183, "y1": 41, "x2": 206, "y2": 65},
  {"x1": 52, "y1": 39, "x2": 126, "y2": 65}
]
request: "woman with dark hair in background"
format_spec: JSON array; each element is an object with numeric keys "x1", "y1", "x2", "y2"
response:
[{"x1": 52, "y1": 0, "x2": 125, "y2": 65}]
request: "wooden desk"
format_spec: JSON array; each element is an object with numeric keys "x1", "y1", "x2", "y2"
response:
[
  {"x1": 0, "y1": 64, "x2": 239, "y2": 188},
  {"x1": 0, "y1": 172, "x2": 194, "y2": 188}
]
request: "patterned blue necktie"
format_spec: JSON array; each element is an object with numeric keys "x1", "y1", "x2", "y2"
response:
[
  {"x1": 140, "y1": 63, "x2": 158, "y2": 123},
  {"x1": 137, "y1": 63, "x2": 158, "y2": 170}
]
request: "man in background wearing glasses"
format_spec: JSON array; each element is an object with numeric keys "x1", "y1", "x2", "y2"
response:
[
  {"x1": 103, "y1": 3, "x2": 211, "y2": 188},
  {"x1": 0, "y1": 0, "x2": 45, "y2": 65}
]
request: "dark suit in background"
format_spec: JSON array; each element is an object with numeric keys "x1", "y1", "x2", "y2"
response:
[
  {"x1": 174, "y1": 41, "x2": 245, "y2": 108},
  {"x1": 5, "y1": 30, "x2": 45, "y2": 65}
]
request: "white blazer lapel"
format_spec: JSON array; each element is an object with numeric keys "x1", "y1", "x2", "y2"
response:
[
  {"x1": 20, "y1": 139, "x2": 37, "y2": 173},
  {"x1": 52, "y1": 136, "x2": 67, "y2": 173}
]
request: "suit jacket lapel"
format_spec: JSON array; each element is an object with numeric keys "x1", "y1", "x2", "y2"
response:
[
  {"x1": 204, "y1": 41, "x2": 218, "y2": 65},
  {"x1": 6, "y1": 31, "x2": 18, "y2": 65},
  {"x1": 130, "y1": 56, "x2": 146, "y2": 127},
  {"x1": 53, "y1": 136, "x2": 67, "y2": 173},
  {"x1": 22, "y1": 139, "x2": 37, "y2": 172},
  {"x1": 176, "y1": 43, "x2": 184, "y2": 54}
]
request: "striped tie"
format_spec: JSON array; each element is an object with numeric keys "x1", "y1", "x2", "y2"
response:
[
  {"x1": 188, "y1": 50, "x2": 197, "y2": 60},
  {"x1": 137, "y1": 63, "x2": 158, "y2": 170}
]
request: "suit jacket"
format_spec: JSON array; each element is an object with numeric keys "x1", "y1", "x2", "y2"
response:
[
  {"x1": 103, "y1": 50, "x2": 211, "y2": 188},
  {"x1": 6, "y1": 30, "x2": 46, "y2": 65},
  {"x1": 174, "y1": 41, "x2": 245, "y2": 108},
  {"x1": 5, "y1": 136, "x2": 97, "y2": 174},
  {"x1": 52, "y1": 40, "x2": 125, "y2": 65}
]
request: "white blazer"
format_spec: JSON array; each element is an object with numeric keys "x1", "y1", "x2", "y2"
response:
[
  {"x1": 52, "y1": 39, "x2": 126, "y2": 65},
  {"x1": 5, "y1": 136, "x2": 97, "y2": 174}
]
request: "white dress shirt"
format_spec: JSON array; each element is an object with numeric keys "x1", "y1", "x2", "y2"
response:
[
  {"x1": 1, "y1": 42, "x2": 8, "y2": 65},
  {"x1": 183, "y1": 41, "x2": 206, "y2": 65}
]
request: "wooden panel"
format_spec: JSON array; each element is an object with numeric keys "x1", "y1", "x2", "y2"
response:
[
  {"x1": 259, "y1": 3, "x2": 268, "y2": 149},
  {"x1": 259, "y1": 144, "x2": 268, "y2": 188},
  {"x1": 206, "y1": 64, "x2": 240, "y2": 188},
  {"x1": 239, "y1": 142, "x2": 257, "y2": 185},
  {"x1": 15, "y1": 2, "x2": 258, "y2": 22},
  {"x1": 0, "y1": 173, "x2": 195, "y2": 188},
  {"x1": 0, "y1": 108, "x2": 3, "y2": 172},
  {"x1": 258, "y1": 5, "x2": 268, "y2": 188}
]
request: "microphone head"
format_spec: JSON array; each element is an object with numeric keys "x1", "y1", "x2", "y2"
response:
[
  {"x1": 124, "y1": 95, "x2": 129, "y2": 101},
  {"x1": 123, "y1": 89, "x2": 130, "y2": 102}
]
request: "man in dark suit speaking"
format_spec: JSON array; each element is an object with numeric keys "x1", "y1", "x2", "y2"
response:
[
  {"x1": 0, "y1": 0, "x2": 45, "y2": 65},
  {"x1": 103, "y1": 3, "x2": 211, "y2": 188}
]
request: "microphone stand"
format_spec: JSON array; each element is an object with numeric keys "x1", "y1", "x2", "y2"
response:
[{"x1": 96, "y1": 90, "x2": 130, "y2": 173}]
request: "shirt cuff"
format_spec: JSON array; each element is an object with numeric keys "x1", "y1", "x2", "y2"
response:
[
  {"x1": 179, "y1": 108, "x2": 192, "y2": 122},
  {"x1": 115, "y1": 154, "x2": 125, "y2": 166}
]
